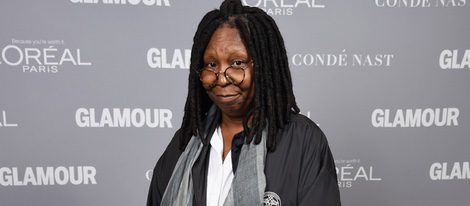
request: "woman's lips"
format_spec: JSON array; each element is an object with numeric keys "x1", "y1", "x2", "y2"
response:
[{"x1": 215, "y1": 94, "x2": 240, "y2": 104}]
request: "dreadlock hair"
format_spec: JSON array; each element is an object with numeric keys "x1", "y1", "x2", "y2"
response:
[{"x1": 179, "y1": 0, "x2": 300, "y2": 152}]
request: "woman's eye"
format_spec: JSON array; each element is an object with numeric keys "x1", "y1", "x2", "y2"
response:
[
  {"x1": 232, "y1": 60, "x2": 245, "y2": 67},
  {"x1": 206, "y1": 62, "x2": 217, "y2": 68}
]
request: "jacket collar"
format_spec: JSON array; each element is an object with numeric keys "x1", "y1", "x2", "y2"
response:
[{"x1": 201, "y1": 104, "x2": 221, "y2": 146}]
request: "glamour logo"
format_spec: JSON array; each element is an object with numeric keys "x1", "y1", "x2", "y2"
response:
[
  {"x1": 0, "y1": 39, "x2": 92, "y2": 73},
  {"x1": 147, "y1": 48, "x2": 191, "y2": 69},
  {"x1": 299, "y1": 111, "x2": 311, "y2": 119},
  {"x1": 299, "y1": 111, "x2": 321, "y2": 126},
  {"x1": 145, "y1": 169, "x2": 153, "y2": 181},
  {"x1": 439, "y1": 49, "x2": 470, "y2": 69},
  {"x1": 335, "y1": 159, "x2": 382, "y2": 189},
  {"x1": 292, "y1": 49, "x2": 394, "y2": 68},
  {"x1": 242, "y1": 0, "x2": 325, "y2": 16},
  {"x1": 371, "y1": 108, "x2": 459, "y2": 128},
  {"x1": 0, "y1": 110, "x2": 18, "y2": 127},
  {"x1": 0, "y1": 166, "x2": 97, "y2": 186},
  {"x1": 75, "y1": 108, "x2": 173, "y2": 128},
  {"x1": 375, "y1": 0, "x2": 467, "y2": 7},
  {"x1": 70, "y1": 0, "x2": 170, "y2": 6},
  {"x1": 430, "y1": 162, "x2": 469, "y2": 180}
]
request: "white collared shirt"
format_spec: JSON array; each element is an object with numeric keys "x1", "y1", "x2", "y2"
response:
[{"x1": 206, "y1": 126, "x2": 234, "y2": 206}]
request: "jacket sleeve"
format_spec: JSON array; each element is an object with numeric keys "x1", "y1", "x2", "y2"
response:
[
  {"x1": 146, "y1": 130, "x2": 184, "y2": 206},
  {"x1": 297, "y1": 126, "x2": 342, "y2": 206},
  {"x1": 146, "y1": 158, "x2": 164, "y2": 206}
]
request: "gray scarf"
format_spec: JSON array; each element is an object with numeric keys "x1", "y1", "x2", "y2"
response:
[{"x1": 160, "y1": 107, "x2": 267, "y2": 206}]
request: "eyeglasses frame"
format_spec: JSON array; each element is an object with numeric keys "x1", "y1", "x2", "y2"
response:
[{"x1": 198, "y1": 60, "x2": 253, "y2": 88}]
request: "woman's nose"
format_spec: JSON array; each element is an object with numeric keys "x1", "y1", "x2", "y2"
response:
[{"x1": 214, "y1": 66, "x2": 230, "y2": 86}]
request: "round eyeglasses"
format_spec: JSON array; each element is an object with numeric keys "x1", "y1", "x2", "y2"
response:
[{"x1": 199, "y1": 60, "x2": 252, "y2": 88}]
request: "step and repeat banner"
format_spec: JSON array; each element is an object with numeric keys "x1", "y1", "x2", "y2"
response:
[{"x1": 1, "y1": 0, "x2": 469, "y2": 206}]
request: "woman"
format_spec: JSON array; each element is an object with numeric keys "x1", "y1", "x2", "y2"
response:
[{"x1": 147, "y1": 0, "x2": 341, "y2": 205}]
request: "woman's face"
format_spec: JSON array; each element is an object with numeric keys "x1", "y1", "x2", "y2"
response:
[{"x1": 202, "y1": 25, "x2": 255, "y2": 119}]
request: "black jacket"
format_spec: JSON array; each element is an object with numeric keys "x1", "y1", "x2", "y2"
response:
[{"x1": 147, "y1": 113, "x2": 342, "y2": 206}]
